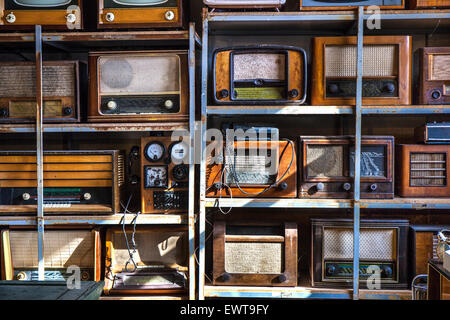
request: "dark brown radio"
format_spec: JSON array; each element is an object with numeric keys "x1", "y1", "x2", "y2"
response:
[
  {"x1": 104, "y1": 226, "x2": 188, "y2": 295},
  {"x1": 141, "y1": 136, "x2": 188, "y2": 214},
  {"x1": 396, "y1": 145, "x2": 450, "y2": 198},
  {"x1": 213, "y1": 221, "x2": 298, "y2": 287},
  {"x1": 88, "y1": 51, "x2": 189, "y2": 122},
  {"x1": 299, "y1": 136, "x2": 394, "y2": 199},
  {"x1": 97, "y1": 0, "x2": 184, "y2": 29},
  {"x1": 417, "y1": 47, "x2": 450, "y2": 105},
  {"x1": 311, "y1": 36, "x2": 411, "y2": 106},
  {"x1": 0, "y1": 0, "x2": 82, "y2": 30},
  {"x1": 1, "y1": 228, "x2": 101, "y2": 281},
  {"x1": 409, "y1": 0, "x2": 450, "y2": 8},
  {"x1": 311, "y1": 219, "x2": 409, "y2": 289},
  {"x1": 0, "y1": 150, "x2": 124, "y2": 215},
  {"x1": 213, "y1": 46, "x2": 307, "y2": 105},
  {"x1": 0, "y1": 61, "x2": 81, "y2": 123},
  {"x1": 415, "y1": 122, "x2": 450, "y2": 144},
  {"x1": 204, "y1": 0, "x2": 286, "y2": 8},
  {"x1": 300, "y1": 0, "x2": 404, "y2": 10},
  {"x1": 206, "y1": 139, "x2": 297, "y2": 198}
]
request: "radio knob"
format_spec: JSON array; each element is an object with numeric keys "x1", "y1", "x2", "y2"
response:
[
  {"x1": 370, "y1": 184, "x2": 378, "y2": 191},
  {"x1": 63, "y1": 107, "x2": 72, "y2": 115},
  {"x1": 381, "y1": 266, "x2": 393, "y2": 278},
  {"x1": 326, "y1": 265, "x2": 336, "y2": 276},
  {"x1": 164, "y1": 100, "x2": 174, "y2": 110},
  {"x1": 277, "y1": 182, "x2": 288, "y2": 191},
  {"x1": 83, "y1": 193, "x2": 92, "y2": 201},
  {"x1": 289, "y1": 89, "x2": 299, "y2": 99},
  {"x1": 107, "y1": 100, "x2": 118, "y2": 110},
  {"x1": 5, "y1": 13, "x2": 16, "y2": 24},
  {"x1": 105, "y1": 12, "x2": 115, "y2": 22},
  {"x1": 328, "y1": 83, "x2": 339, "y2": 94},
  {"x1": 431, "y1": 90, "x2": 441, "y2": 100},
  {"x1": 221, "y1": 272, "x2": 230, "y2": 282},
  {"x1": 0, "y1": 108, "x2": 8, "y2": 117},
  {"x1": 343, "y1": 183, "x2": 352, "y2": 191},
  {"x1": 316, "y1": 183, "x2": 325, "y2": 191},
  {"x1": 383, "y1": 83, "x2": 396, "y2": 93},
  {"x1": 165, "y1": 10, "x2": 175, "y2": 21},
  {"x1": 66, "y1": 13, "x2": 77, "y2": 24},
  {"x1": 22, "y1": 193, "x2": 31, "y2": 201},
  {"x1": 16, "y1": 272, "x2": 27, "y2": 281},
  {"x1": 81, "y1": 271, "x2": 90, "y2": 281},
  {"x1": 218, "y1": 89, "x2": 229, "y2": 99},
  {"x1": 277, "y1": 274, "x2": 287, "y2": 283}
]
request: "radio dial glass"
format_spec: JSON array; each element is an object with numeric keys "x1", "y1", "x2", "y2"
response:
[
  {"x1": 170, "y1": 142, "x2": 188, "y2": 162},
  {"x1": 145, "y1": 142, "x2": 165, "y2": 162},
  {"x1": 144, "y1": 166, "x2": 168, "y2": 188}
]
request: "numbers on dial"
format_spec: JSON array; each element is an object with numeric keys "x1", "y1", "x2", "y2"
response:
[
  {"x1": 144, "y1": 166, "x2": 168, "y2": 189},
  {"x1": 170, "y1": 142, "x2": 188, "y2": 163},
  {"x1": 144, "y1": 141, "x2": 165, "y2": 162}
]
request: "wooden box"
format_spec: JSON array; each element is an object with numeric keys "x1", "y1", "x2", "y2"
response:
[
  {"x1": 409, "y1": 0, "x2": 450, "y2": 9},
  {"x1": 299, "y1": 0, "x2": 405, "y2": 10}
]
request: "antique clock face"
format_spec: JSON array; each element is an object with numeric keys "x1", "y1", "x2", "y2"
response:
[
  {"x1": 144, "y1": 166, "x2": 168, "y2": 188},
  {"x1": 170, "y1": 142, "x2": 188, "y2": 162},
  {"x1": 144, "y1": 141, "x2": 165, "y2": 162}
]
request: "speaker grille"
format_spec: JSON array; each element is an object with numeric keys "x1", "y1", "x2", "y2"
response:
[
  {"x1": 225, "y1": 151, "x2": 276, "y2": 185},
  {"x1": 306, "y1": 145, "x2": 344, "y2": 177},
  {"x1": 410, "y1": 153, "x2": 446, "y2": 187},
  {"x1": 431, "y1": 55, "x2": 450, "y2": 80},
  {"x1": 325, "y1": 44, "x2": 397, "y2": 77},
  {"x1": 10, "y1": 231, "x2": 94, "y2": 268},
  {"x1": 225, "y1": 242, "x2": 283, "y2": 274},
  {"x1": 233, "y1": 53, "x2": 285, "y2": 81},
  {"x1": 323, "y1": 227, "x2": 397, "y2": 261}
]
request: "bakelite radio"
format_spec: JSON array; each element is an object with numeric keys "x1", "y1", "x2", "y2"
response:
[
  {"x1": 88, "y1": 51, "x2": 189, "y2": 122},
  {"x1": 1, "y1": 229, "x2": 101, "y2": 281},
  {"x1": 415, "y1": 122, "x2": 450, "y2": 144},
  {"x1": 0, "y1": 61, "x2": 81, "y2": 123},
  {"x1": 0, "y1": 150, "x2": 124, "y2": 215},
  {"x1": 97, "y1": 0, "x2": 184, "y2": 29},
  {"x1": 311, "y1": 36, "x2": 411, "y2": 106},
  {"x1": 396, "y1": 145, "x2": 450, "y2": 197},
  {"x1": 213, "y1": 221, "x2": 298, "y2": 287},
  {"x1": 141, "y1": 136, "x2": 189, "y2": 214},
  {"x1": 299, "y1": 0, "x2": 404, "y2": 10},
  {"x1": 213, "y1": 46, "x2": 307, "y2": 105},
  {"x1": 206, "y1": 139, "x2": 297, "y2": 198},
  {"x1": 410, "y1": 225, "x2": 450, "y2": 276},
  {"x1": 104, "y1": 226, "x2": 188, "y2": 295},
  {"x1": 409, "y1": 0, "x2": 450, "y2": 9},
  {"x1": 204, "y1": 0, "x2": 286, "y2": 8},
  {"x1": 0, "y1": 0, "x2": 82, "y2": 29},
  {"x1": 311, "y1": 219, "x2": 409, "y2": 289},
  {"x1": 417, "y1": 47, "x2": 450, "y2": 105},
  {"x1": 299, "y1": 136, "x2": 394, "y2": 199}
]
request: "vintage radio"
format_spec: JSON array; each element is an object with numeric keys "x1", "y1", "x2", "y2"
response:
[
  {"x1": 213, "y1": 46, "x2": 307, "y2": 105},
  {"x1": 104, "y1": 226, "x2": 188, "y2": 295},
  {"x1": 410, "y1": 225, "x2": 450, "y2": 276},
  {"x1": 396, "y1": 145, "x2": 450, "y2": 198},
  {"x1": 311, "y1": 36, "x2": 411, "y2": 106},
  {"x1": 206, "y1": 139, "x2": 297, "y2": 198},
  {"x1": 299, "y1": 136, "x2": 394, "y2": 199},
  {"x1": 204, "y1": 0, "x2": 285, "y2": 8},
  {"x1": 0, "y1": 0, "x2": 82, "y2": 30},
  {"x1": 88, "y1": 51, "x2": 188, "y2": 122},
  {"x1": 312, "y1": 219, "x2": 409, "y2": 289},
  {"x1": 97, "y1": 0, "x2": 184, "y2": 29},
  {"x1": 1, "y1": 229, "x2": 100, "y2": 281},
  {"x1": 417, "y1": 47, "x2": 450, "y2": 105},
  {"x1": 0, "y1": 150, "x2": 124, "y2": 214},
  {"x1": 141, "y1": 136, "x2": 188, "y2": 214},
  {"x1": 415, "y1": 123, "x2": 450, "y2": 144},
  {"x1": 213, "y1": 221, "x2": 298, "y2": 286},
  {"x1": 409, "y1": 0, "x2": 450, "y2": 9},
  {"x1": 299, "y1": 0, "x2": 404, "y2": 10},
  {"x1": 0, "y1": 61, "x2": 81, "y2": 123}
]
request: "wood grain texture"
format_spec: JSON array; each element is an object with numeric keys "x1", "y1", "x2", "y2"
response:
[
  {"x1": 418, "y1": 47, "x2": 450, "y2": 105},
  {"x1": 409, "y1": 0, "x2": 450, "y2": 8},
  {"x1": 300, "y1": 0, "x2": 405, "y2": 10}
]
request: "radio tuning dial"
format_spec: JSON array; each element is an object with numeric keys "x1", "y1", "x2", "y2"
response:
[
  {"x1": 105, "y1": 12, "x2": 115, "y2": 22},
  {"x1": 164, "y1": 100, "x2": 174, "y2": 110},
  {"x1": 66, "y1": 13, "x2": 77, "y2": 24},
  {"x1": 165, "y1": 10, "x2": 175, "y2": 21},
  {"x1": 22, "y1": 193, "x2": 31, "y2": 201},
  {"x1": 5, "y1": 13, "x2": 16, "y2": 24},
  {"x1": 343, "y1": 183, "x2": 352, "y2": 191},
  {"x1": 83, "y1": 193, "x2": 92, "y2": 201},
  {"x1": 107, "y1": 100, "x2": 118, "y2": 110}
]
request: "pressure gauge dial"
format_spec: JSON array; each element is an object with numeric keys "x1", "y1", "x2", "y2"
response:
[
  {"x1": 144, "y1": 141, "x2": 165, "y2": 162},
  {"x1": 170, "y1": 142, "x2": 188, "y2": 163},
  {"x1": 144, "y1": 166, "x2": 168, "y2": 188}
]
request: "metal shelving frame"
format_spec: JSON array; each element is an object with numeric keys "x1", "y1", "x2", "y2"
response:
[
  {"x1": 0, "y1": 24, "x2": 200, "y2": 300},
  {"x1": 198, "y1": 8, "x2": 450, "y2": 300}
]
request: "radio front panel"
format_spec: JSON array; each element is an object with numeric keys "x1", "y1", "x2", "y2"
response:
[
  {"x1": 1, "y1": 229, "x2": 101, "y2": 281},
  {"x1": 299, "y1": 0, "x2": 404, "y2": 10},
  {"x1": 0, "y1": 61, "x2": 80, "y2": 123},
  {"x1": 104, "y1": 226, "x2": 188, "y2": 295},
  {"x1": 97, "y1": 0, "x2": 183, "y2": 29},
  {"x1": 89, "y1": 51, "x2": 189, "y2": 122},
  {"x1": 409, "y1": 0, "x2": 450, "y2": 9},
  {"x1": 415, "y1": 122, "x2": 450, "y2": 144},
  {"x1": 204, "y1": 0, "x2": 286, "y2": 8},
  {"x1": 311, "y1": 36, "x2": 411, "y2": 106},
  {"x1": 0, "y1": 150, "x2": 124, "y2": 215},
  {"x1": 311, "y1": 219, "x2": 409, "y2": 289},
  {"x1": 299, "y1": 136, "x2": 394, "y2": 199},
  {"x1": 418, "y1": 47, "x2": 450, "y2": 105}
]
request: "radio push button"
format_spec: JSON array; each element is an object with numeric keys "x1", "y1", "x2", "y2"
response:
[{"x1": 5, "y1": 13, "x2": 16, "y2": 24}]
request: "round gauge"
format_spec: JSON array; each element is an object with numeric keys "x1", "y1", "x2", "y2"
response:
[
  {"x1": 144, "y1": 141, "x2": 166, "y2": 162},
  {"x1": 170, "y1": 142, "x2": 189, "y2": 163}
]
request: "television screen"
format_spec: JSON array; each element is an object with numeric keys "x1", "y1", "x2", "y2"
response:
[
  {"x1": 6, "y1": 0, "x2": 77, "y2": 9},
  {"x1": 103, "y1": 0, "x2": 177, "y2": 8}
]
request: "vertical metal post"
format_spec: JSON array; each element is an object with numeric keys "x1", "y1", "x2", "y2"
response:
[
  {"x1": 35, "y1": 25, "x2": 45, "y2": 281},
  {"x1": 198, "y1": 12, "x2": 209, "y2": 300},
  {"x1": 353, "y1": 7, "x2": 364, "y2": 300},
  {"x1": 188, "y1": 22, "x2": 196, "y2": 301}
]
